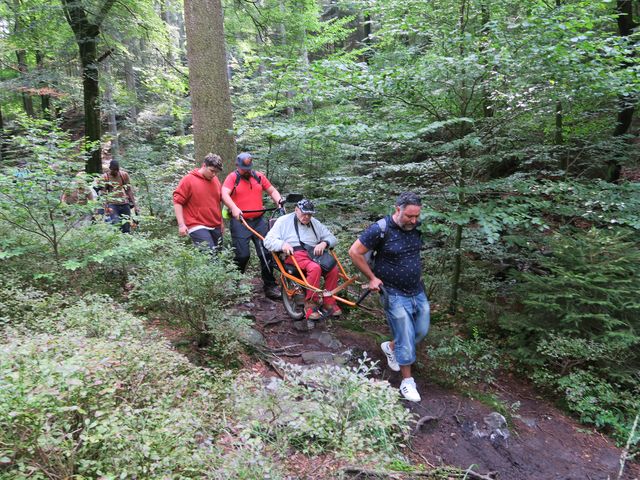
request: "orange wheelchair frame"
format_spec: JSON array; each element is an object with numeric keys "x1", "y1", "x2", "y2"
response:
[{"x1": 239, "y1": 213, "x2": 372, "y2": 320}]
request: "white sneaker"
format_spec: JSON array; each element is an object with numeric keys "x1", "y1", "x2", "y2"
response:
[
  {"x1": 400, "y1": 377, "x2": 421, "y2": 402},
  {"x1": 381, "y1": 341, "x2": 400, "y2": 372}
]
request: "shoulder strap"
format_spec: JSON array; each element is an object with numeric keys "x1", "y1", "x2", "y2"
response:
[
  {"x1": 230, "y1": 171, "x2": 241, "y2": 196},
  {"x1": 119, "y1": 171, "x2": 130, "y2": 191},
  {"x1": 230, "y1": 170, "x2": 262, "y2": 197},
  {"x1": 377, "y1": 217, "x2": 388, "y2": 238},
  {"x1": 293, "y1": 215, "x2": 305, "y2": 248},
  {"x1": 371, "y1": 216, "x2": 389, "y2": 255}
]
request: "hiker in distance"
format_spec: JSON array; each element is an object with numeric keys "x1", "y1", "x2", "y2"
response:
[
  {"x1": 349, "y1": 191, "x2": 429, "y2": 402},
  {"x1": 101, "y1": 160, "x2": 139, "y2": 233},
  {"x1": 173, "y1": 153, "x2": 224, "y2": 252},
  {"x1": 221, "y1": 152, "x2": 284, "y2": 300}
]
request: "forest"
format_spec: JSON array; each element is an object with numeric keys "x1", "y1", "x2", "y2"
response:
[{"x1": 0, "y1": 0, "x2": 639, "y2": 478}]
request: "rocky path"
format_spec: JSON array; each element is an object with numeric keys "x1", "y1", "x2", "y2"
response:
[{"x1": 239, "y1": 282, "x2": 639, "y2": 480}]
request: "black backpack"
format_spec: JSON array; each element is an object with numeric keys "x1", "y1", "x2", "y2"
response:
[
  {"x1": 230, "y1": 170, "x2": 262, "y2": 196},
  {"x1": 363, "y1": 217, "x2": 389, "y2": 269}
]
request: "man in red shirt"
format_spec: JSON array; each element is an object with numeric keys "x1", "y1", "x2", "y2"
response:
[
  {"x1": 221, "y1": 152, "x2": 283, "y2": 299},
  {"x1": 173, "y1": 153, "x2": 224, "y2": 252}
]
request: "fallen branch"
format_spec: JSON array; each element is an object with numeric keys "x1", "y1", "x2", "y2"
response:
[
  {"x1": 413, "y1": 414, "x2": 439, "y2": 433},
  {"x1": 617, "y1": 411, "x2": 639, "y2": 480},
  {"x1": 270, "y1": 344, "x2": 303, "y2": 352},
  {"x1": 341, "y1": 466, "x2": 497, "y2": 480},
  {"x1": 263, "y1": 316, "x2": 284, "y2": 326}
]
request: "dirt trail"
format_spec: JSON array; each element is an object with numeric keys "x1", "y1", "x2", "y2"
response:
[{"x1": 240, "y1": 281, "x2": 639, "y2": 480}]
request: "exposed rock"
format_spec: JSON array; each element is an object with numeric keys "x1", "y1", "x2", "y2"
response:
[
  {"x1": 468, "y1": 412, "x2": 510, "y2": 447},
  {"x1": 238, "y1": 327, "x2": 266, "y2": 347},
  {"x1": 310, "y1": 331, "x2": 343, "y2": 349},
  {"x1": 301, "y1": 351, "x2": 349, "y2": 365},
  {"x1": 293, "y1": 320, "x2": 314, "y2": 332}
]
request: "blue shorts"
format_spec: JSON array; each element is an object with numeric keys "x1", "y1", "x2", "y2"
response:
[{"x1": 382, "y1": 290, "x2": 430, "y2": 365}]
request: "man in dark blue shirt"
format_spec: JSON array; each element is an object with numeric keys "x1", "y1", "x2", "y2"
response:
[{"x1": 349, "y1": 192, "x2": 430, "y2": 402}]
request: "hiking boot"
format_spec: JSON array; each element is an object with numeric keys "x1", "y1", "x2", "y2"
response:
[
  {"x1": 400, "y1": 377, "x2": 421, "y2": 402},
  {"x1": 324, "y1": 305, "x2": 342, "y2": 317},
  {"x1": 304, "y1": 302, "x2": 322, "y2": 320},
  {"x1": 381, "y1": 341, "x2": 400, "y2": 372},
  {"x1": 264, "y1": 285, "x2": 281, "y2": 300}
]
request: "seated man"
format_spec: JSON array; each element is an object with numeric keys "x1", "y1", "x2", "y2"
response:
[{"x1": 263, "y1": 199, "x2": 342, "y2": 320}]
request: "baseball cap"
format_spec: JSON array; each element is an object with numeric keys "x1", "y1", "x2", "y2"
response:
[
  {"x1": 296, "y1": 199, "x2": 316, "y2": 214},
  {"x1": 236, "y1": 152, "x2": 253, "y2": 169}
]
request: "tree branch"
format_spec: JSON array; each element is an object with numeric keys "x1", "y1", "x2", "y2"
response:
[{"x1": 94, "y1": 0, "x2": 117, "y2": 27}]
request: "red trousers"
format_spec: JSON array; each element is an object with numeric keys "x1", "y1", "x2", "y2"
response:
[{"x1": 286, "y1": 250, "x2": 338, "y2": 306}]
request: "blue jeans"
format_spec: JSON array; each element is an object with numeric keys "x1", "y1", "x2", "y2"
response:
[
  {"x1": 107, "y1": 203, "x2": 131, "y2": 233},
  {"x1": 382, "y1": 290, "x2": 430, "y2": 366}
]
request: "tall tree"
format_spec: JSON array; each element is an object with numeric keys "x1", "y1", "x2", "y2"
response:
[
  {"x1": 13, "y1": 0, "x2": 34, "y2": 117},
  {"x1": 61, "y1": 0, "x2": 117, "y2": 173},
  {"x1": 183, "y1": 0, "x2": 236, "y2": 169},
  {"x1": 608, "y1": 0, "x2": 638, "y2": 182}
]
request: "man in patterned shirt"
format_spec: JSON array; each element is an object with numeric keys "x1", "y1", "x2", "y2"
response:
[{"x1": 349, "y1": 192, "x2": 429, "y2": 402}]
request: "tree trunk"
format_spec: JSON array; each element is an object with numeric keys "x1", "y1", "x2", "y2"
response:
[
  {"x1": 301, "y1": 32, "x2": 313, "y2": 115},
  {"x1": 279, "y1": 0, "x2": 295, "y2": 117},
  {"x1": 480, "y1": 3, "x2": 493, "y2": 119},
  {"x1": 35, "y1": 50, "x2": 51, "y2": 119},
  {"x1": 16, "y1": 49, "x2": 35, "y2": 117},
  {"x1": 13, "y1": 0, "x2": 35, "y2": 118},
  {"x1": 183, "y1": 0, "x2": 236, "y2": 171},
  {"x1": 608, "y1": 0, "x2": 638, "y2": 182},
  {"x1": 103, "y1": 59, "x2": 119, "y2": 160},
  {"x1": 0, "y1": 104, "x2": 4, "y2": 163},
  {"x1": 449, "y1": 169, "x2": 465, "y2": 315},
  {"x1": 61, "y1": 0, "x2": 117, "y2": 174},
  {"x1": 80, "y1": 31, "x2": 102, "y2": 173},
  {"x1": 124, "y1": 55, "x2": 138, "y2": 122},
  {"x1": 161, "y1": 0, "x2": 177, "y2": 67}
]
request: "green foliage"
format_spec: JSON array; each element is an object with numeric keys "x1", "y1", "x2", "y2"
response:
[
  {"x1": 129, "y1": 240, "x2": 252, "y2": 351},
  {"x1": 501, "y1": 228, "x2": 640, "y2": 442},
  {"x1": 425, "y1": 328, "x2": 502, "y2": 387},
  {"x1": 0, "y1": 331, "x2": 226, "y2": 479},
  {"x1": 231, "y1": 356, "x2": 413, "y2": 458},
  {"x1": 0, "y1": 277, "x2": 66, "y2": 332},
  {"x1": 0, "y1": 118, "x2": 96, "y2": 260}
]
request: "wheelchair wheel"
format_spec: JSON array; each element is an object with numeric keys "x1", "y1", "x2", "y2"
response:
[{"x1": 280, "y1": 275, "x2": 305, "y2": 320}]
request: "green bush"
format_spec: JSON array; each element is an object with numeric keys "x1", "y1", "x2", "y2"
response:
[
  {"x1": 425, "y1": 328, "x2": 502, "y2": 387},
  {"x1": 0, "y1": 118, "x2": 97, "y2": 263},
  {"x1": 500, "y1": 228, "x2": 640, "y2": 443},
  {"x1": 0, "y1": 275, "x2": 146, "y2": 341},
  {"x1": 0, "y1": 277, "x2": 66, "y2": 332},
  {"x1": 230, "y1": 356, "x2": 413, "y2": 459},
  {"x1": 129, "y1": 240, "x2": 251, "y2": 348},
  {"x1": 0, "y1": 332, "x2": 227, "y2": 479}
]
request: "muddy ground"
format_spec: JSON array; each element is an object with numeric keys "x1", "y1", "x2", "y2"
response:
[{"x1": 234, "y1": 281, "x2": 639, "y2": 480}]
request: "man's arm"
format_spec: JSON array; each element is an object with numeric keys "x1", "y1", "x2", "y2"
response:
[
  {"x1": 265, "y1": 185, "x2": 283, "y2": 207},
  {"x1": 263, "y1": 217, "x2": 293, "y2": 255},
  {"x1": 221, "y1": 186, "x2": 242, "y2": 219},
  {"x1": 349, "y1": 239, "x2": 383, "y2": 291},
  {"x1": 173, "y1": 203, "x2": 188, "y2": 236},
  {"x1": 122, "y1": 173, "x2": 139, "y2": 214}
]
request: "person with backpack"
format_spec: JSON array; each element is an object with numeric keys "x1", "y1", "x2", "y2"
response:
[
  {"x1": 263, "y1": 198, "x2": 342, "y2": 321},
  {"x1": 221, "y1": 152, "x2": 283, "y2": 300},
  {"x1": 348, "y1": 192, "x2": 429, "y2": 402},
  {"x1": 173, "y1": 153, "x2": 224, "y2": 252},
  {"x1": 101, "y1": 160, "x2": 138, "y2": 233}
]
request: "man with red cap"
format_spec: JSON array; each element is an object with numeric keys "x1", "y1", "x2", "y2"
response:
[{"x1": 221, "y1": 152, "x2": 283, "y2": 299}]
